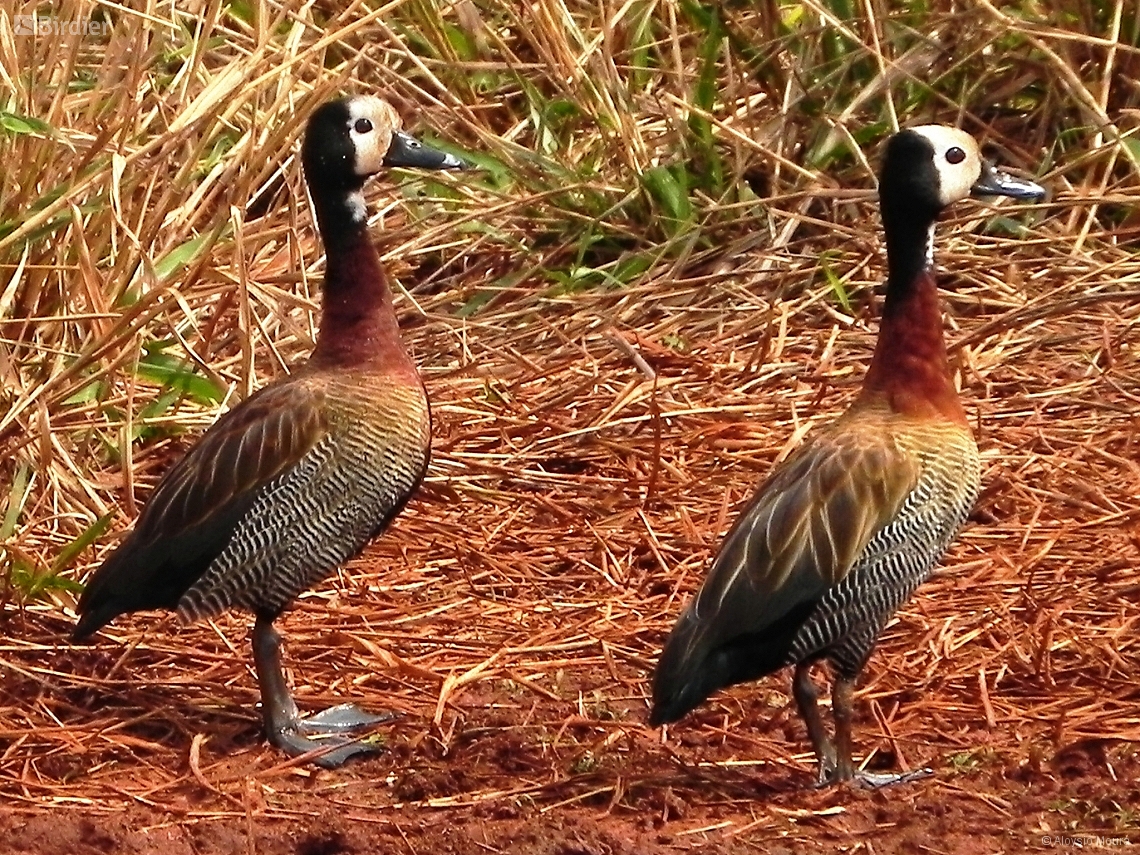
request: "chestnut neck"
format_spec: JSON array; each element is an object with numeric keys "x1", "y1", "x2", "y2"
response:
[
  {"x1": 858, "y1": 204, "x2": 966, "y2": 424},
  {"x1": 307, "y1": 185, "x2": 416, "y2": 377}
]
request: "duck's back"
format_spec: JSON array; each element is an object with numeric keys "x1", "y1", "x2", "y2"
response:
[
  {"x1": 784, "y1": 403, "x2": 980, "y2": 674},
  {"x1": 650, "y1": 400, "x2": 980, "y2": 724},
  {"x1": 179, "y1": 366, "x2": 430, "y2": 620},
  {"x1": 74, "y1": 364, "x2": 430, "y2": 636}
]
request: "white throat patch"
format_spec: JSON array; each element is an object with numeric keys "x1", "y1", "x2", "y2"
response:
[{"x1": 346, "y1": 189, "x2": 366, "y2": 224}]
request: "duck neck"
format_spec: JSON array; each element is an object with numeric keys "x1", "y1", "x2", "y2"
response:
[
  {"x1": 308, "y1": 188, "x2": 415, "y2": 376},
  {"x1": 860, "y1": 208, "x2": 966, "y2": 424}
]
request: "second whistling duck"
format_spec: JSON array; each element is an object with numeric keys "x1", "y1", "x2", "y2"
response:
[{"x1": 650, "y1": 125, "x2": 1043, "y2": 787}]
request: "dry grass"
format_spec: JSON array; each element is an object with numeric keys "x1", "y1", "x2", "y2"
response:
[{"x1": 1, "y1": 0, "x2": 1139, "y2": 845}]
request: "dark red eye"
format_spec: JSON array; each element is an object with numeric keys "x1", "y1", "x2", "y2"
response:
[
  {"x1": 946, "y1": 146, "x2": 966, "y2": 164},
  {"x1": 354, "y1": 118, "x2": 373, "y2": 134}
]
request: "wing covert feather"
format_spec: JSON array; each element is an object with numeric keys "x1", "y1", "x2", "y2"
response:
[
  {"x1": 691, "y1": 428, "x2": 922, "y2": 645},
  {"x1": 130, "y1": 381, "x2": 330, "y2": 546}
]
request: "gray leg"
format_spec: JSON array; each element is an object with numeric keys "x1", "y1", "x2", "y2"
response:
[
  {"x1": 252, "y1": 615, "x2": 393, "y2": 768},
  {"x1": 831, "y1": 673, "x2": 856, "y2": 782},
  {"x1": 792, "y1": 662, "x2": 837, "y2": 786},
  {"x1": 832, "y1": 673, "x2": 931, "y2": 788}
]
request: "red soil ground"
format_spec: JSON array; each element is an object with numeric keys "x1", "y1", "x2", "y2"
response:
[{"x1": 4, "y1": 248, "x2": 1139, "y2": 854}]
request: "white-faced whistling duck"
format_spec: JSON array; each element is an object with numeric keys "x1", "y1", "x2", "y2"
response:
[
  {"x1": 73, "y1": 95, "x2": 465, "y2": 767},
  {"x1": 650, "y1": 125, "x2": 1043, "y2": 787}
]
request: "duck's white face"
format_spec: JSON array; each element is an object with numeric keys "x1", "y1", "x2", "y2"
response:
[
  {"x1": 345, "y1": 95, "x2": 401, "y2": 177},
  {"x1": 906, "y1": 124, "x2": 984, "y2": 206}
]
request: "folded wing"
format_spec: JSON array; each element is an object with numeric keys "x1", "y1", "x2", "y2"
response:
[
  {"x1": 650, "y1": 425, "x2": 922, "y2": 723},
  {"x1": 73, "y1": 381, "x2": 329, "y2": 639}
]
